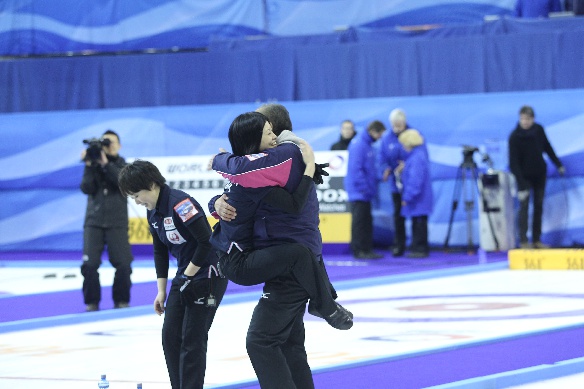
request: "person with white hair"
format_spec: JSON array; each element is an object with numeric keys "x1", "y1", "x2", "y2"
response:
[
  {"x1": 379, "y1": 108, "x2": 410, "y2": 257},
  {"x1": 397, "y1": 129, "x2": 433, "y2": 258}
]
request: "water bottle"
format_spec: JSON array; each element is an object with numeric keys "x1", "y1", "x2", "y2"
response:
[{"x1": 98, "y1": 374, "x2": 109, "y2": 388}]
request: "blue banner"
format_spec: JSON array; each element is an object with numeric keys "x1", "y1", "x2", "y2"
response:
[{"x1": 0, "y1": 88, "x2": 582, "y2": 250}]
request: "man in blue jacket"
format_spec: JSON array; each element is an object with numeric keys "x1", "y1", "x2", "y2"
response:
[
  {"x1": 378, "y1": 109, "x2": 410, "y2": 257},
  {"x1": 345, "y1": 120, "x2": 386, "y2": 259}
]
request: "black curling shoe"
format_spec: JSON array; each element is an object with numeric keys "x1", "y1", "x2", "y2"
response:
[{"x1": 325, "y1": 306, "x2": 353, "y2": 330}]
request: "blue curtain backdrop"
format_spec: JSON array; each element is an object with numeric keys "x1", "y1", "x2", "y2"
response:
[{"x1": 2, "y1": 17, "x2": 584, "y2": 113}]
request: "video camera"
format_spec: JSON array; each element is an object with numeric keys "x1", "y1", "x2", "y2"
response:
[
  {"x1": 461, "y1": 144, "x2": 494, "y2": 170},
  {"x1": 462, "y1": 145, "x2": 479, "y2": 157},
  {"x1": 82, "y1": 137, "x2": 111, "y2": 162}
]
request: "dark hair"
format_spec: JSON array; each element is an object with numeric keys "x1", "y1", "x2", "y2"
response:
[
  {"x1": 118, "y1": 159, "x2": 166, "y2": 197},
  {"x1": 228, "y1": 112, "x2": 271, "y2": 156},
  {"x1": 519, "y1": 105, "x2": 535, "y2": 117},
  {"x1": 367, "y1": 120, "x2": 386, "y2": 134},
  {"x1": 256, "y1": 103, "x2": 292, "y2": 136},
  {"x1": 103, "y1": 129, "x2": 120, "y2": 144}
]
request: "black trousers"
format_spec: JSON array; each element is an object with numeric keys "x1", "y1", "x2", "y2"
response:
[
  {"x1": 518, "y1": 174, "x2": 547, "y2": 243},
  {"x1": 163, "y1": 275, "x2": 228, "y2": 389},
  {"x1": 246, "y1": 275, "x2": 314, "y2": 389},
  {"x1": 350, "y1": 200, "x2": 373, "y2": 254},
  {"x1": 410, "y1": 215, "x2": 429, "y2": 254},
  {"x1": 81, "y1": 226, "x2": 133, "y2": 305},
  {"x1": 392, "y1": 192, "x2": 406, "y2": 250},
  {"x1": 219, "y1": 243, "x2": 338, "y2": 316}
]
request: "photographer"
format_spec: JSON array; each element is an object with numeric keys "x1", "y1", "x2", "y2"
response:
[{"x1": 80, "y1": 130, "x2": 133, "y2": 312}]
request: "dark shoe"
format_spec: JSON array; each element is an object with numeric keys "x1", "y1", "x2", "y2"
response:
[
  {"x1": 406, "y1": 251, "x2": 429, "y2": 259},
  {"x1": 519, "y1": 241, "x2": 532, "y2": 249},
  {"x1": 392, "y1": 247, "x2": 405, "y2": 257},
  {"x1": 325, "y1": 307, "x2": 353, "y2": 330},
  {"x1": 338, "y1": 303, "x2": 354, "y2": 320},
  {"x1": 354, "y1": 251, "x2": 383, "y2": 260},
  {"x1": 308, "y1": 302, "x2": 353, "y2": 320},
  {"x1": 85, "y1": 304, "x2": 99, "y2": 312},
  {"x1": 114, "y1": 302, "x2": 130, "y2": 309}
]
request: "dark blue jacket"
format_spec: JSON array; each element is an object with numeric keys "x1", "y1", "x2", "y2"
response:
[
  {"x1": 209, "y1": 181, "x2": 273, "y2": 253},
  {"x1": 400, "y1": 146, "x2": 433, "y2": 218},
  {"x1": 212, "y1": 143, "x2": 322, "y2": 255},
  {"x1": 344, "y1": 130, "x2": 379, "y2": 202},
  {"x1": 148, "y1": 185, "x2": 215, "y2": 281},
  {"x1": 378, "y1": 129, "x2": 409, "y2": 194}
]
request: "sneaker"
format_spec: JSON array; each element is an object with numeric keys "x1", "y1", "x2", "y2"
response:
[
  {"x1": 519, "y1": 242, "x2": 532, "y2": 249},
  {"x1": 325, "y1": 308, "x2": 353, "y2": 330},
  {"x1": 354, "y1": 251, "x2": 383, "y2": 260},
  {"x1": 85, "y1": 304, "x2": 99, "y2": 312},
  {"x1": 114, "y1": 302, "x2": 130, "y2": 309},
  {"x1": 533, "y1": 241, "x2": 549, "y2": 249}
]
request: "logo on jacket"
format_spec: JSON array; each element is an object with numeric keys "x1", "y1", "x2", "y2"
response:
[
  {"x1": 151, "y1": 221, "x2": 158, "y2": 229},
  {"x1": 166, "y1": 230, "x2": 186, "y2": 244},
  {"x1": 163, "y1": 217, "x2": 175, "y2": 230},
  {"x1": 245, "y1": 152, "x2": 268, "y2": 161},
  {"x1": 174, "y1": 199, "x2": 198, "y2": 223}
]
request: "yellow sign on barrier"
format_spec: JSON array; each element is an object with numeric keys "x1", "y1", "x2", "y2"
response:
[
  {"x1": 129, "y1": 214, "x2": 352, "y2": 245},
  {"x1": 508, "y1": 249, "x2": 584, "y2": 270}
]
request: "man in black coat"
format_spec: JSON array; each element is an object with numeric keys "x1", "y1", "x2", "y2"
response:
[
  {"x1": 80, "y1": 130, "x2": 133, "y2": 311},
  {"x1": 508, "y1": 106, "x2": 565, "y2": 249},
  {"x1": 330, "y1": 119, "x2": 356, "y2": 150}
]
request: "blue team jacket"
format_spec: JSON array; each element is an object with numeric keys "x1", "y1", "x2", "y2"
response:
[
  {"x1": 400, "y1": 146, "x2": 433, "y2": 217},
  {"x1": 212, "y1": 143, "x2": 322, "y2": 255},
  {"x1": 344, "y1": 130, "x2": 379, "y2": 202}
]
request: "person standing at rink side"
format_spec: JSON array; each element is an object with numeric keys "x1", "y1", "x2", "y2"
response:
[
  {"x1": 508, "y1": 105, "x2": 565, "y2": 249},
  {"x1": 118, "y1": 160, "x2": 228, "y2": 389},
  {"x1": 80, "y1": 129, "x2": 133, "y2": 312},
  {"x1": 398, "y1": 129, "x2": 433, "y2": 258},
  {"x1": 345, "y1": 120, "x2": 386, "y2": 259},
  {"x1": 330, "y1": 119, "x2": 356, "y2": 150},
  {"x1": 379, "y1": 109, "x2": 411, "y2": 257}
]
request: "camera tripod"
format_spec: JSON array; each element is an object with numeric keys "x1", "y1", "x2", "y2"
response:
[{"x1": 443, "y1": 150, "x2": 499, "y2": 253}]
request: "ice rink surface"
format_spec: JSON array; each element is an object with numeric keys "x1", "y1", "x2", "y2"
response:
[{"x1": 1, "y1": 258, "x2": 584, "y2": 388}]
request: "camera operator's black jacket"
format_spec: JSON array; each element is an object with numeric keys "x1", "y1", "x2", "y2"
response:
[{"x1": 80, "y1": 155, "x2": 129, "y2": 228}]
